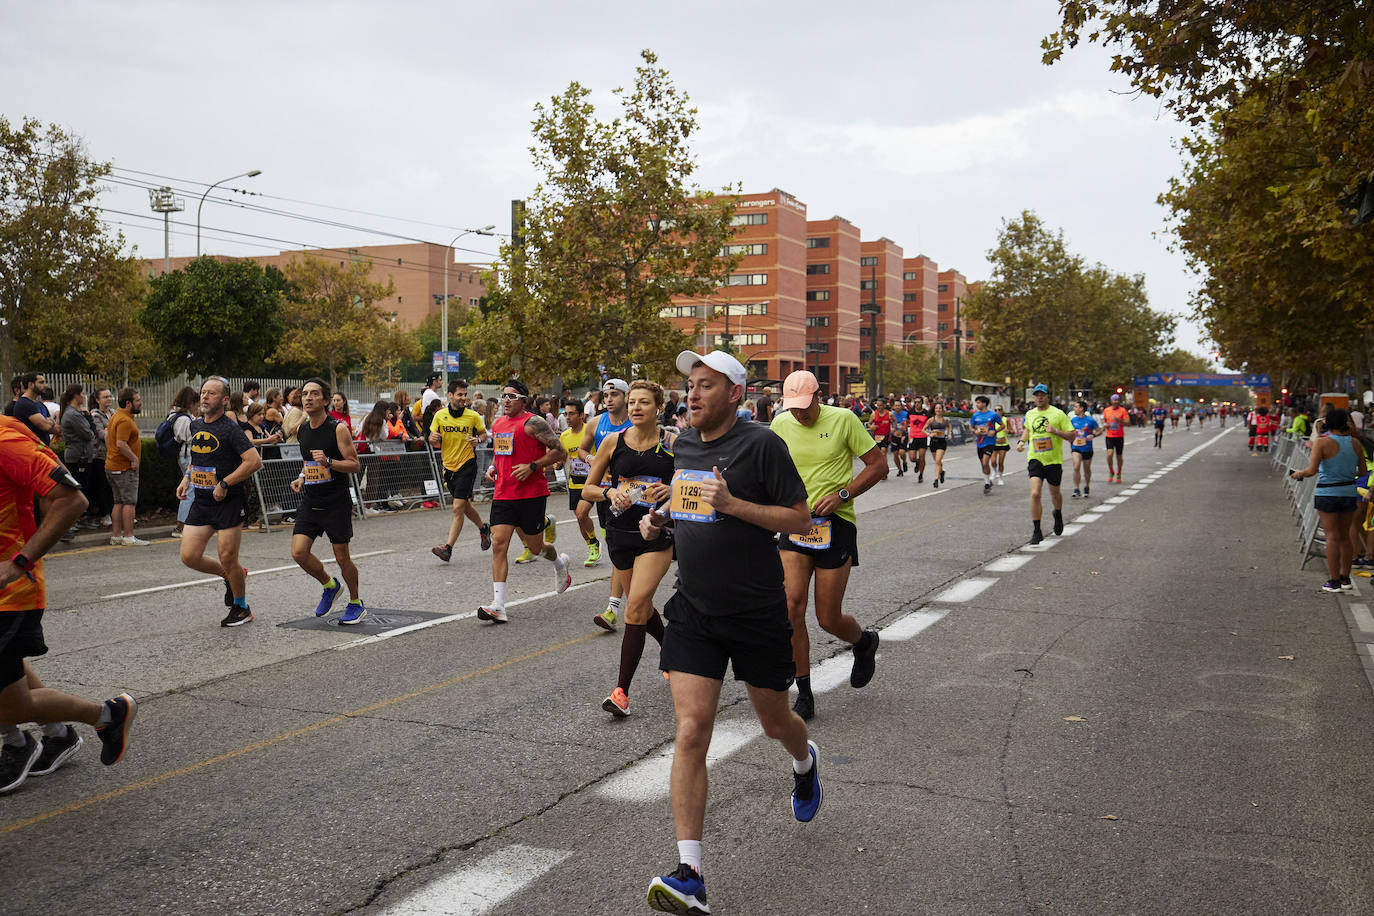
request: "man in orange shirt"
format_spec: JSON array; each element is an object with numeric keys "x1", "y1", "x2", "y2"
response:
[
  {"x1": 104, "y1": 387, "x2": 148, "y2": 546},
  {"x1": 0, "y1": 418, "x2": 136, "y2": 795},
  {"x1": 1101, "y1": 393, "x2": 1131, "y2": 483}
]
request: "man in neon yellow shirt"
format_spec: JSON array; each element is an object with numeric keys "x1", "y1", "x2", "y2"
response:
[
  {"x1": 428, "y1": 379, "x2": 491, "y2": 562},
  {"x1": 1016, "y1": 384, "x2": 1077, "y2": 544},
  {"x1": 770, "y1": 370, "x2": 888, "y2": 720}
]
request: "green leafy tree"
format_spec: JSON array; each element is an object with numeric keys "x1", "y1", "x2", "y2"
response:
[
  {"x1": 270, "y1": 255, "x2": 397, "y2": 391},
  {"x1": 964, "y1": 211, "x2": 1174, "y2": 394},
  {"x1": 26, "y1": 253, "x2": 157, "y2": 387},
  {"x1": 141, "y1": 256, "x2": 285, "y2": 377},
  {"x1": 0, "y1": 116, "x2": 127, "y2": 381},
  {"x1": 361, "y1": 320, "x2": 425, "y2": 392},
  {"x1": 467, "y1": 50, "x2": 740, "y2": 385},
  {"x1": 881, "y1": 344, "x2": 939, "y2": 395}
]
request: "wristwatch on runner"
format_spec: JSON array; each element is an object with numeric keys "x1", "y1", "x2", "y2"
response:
[
  {"x1": 838, "y1": 488, "x2": 851, "y2": 503},
  {"x1": 11, "y1": 552, "x2": 34, "y2": 572}
]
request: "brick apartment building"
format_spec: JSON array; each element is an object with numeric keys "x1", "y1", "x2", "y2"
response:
[
  {"x1": 663, "y1": 189, "x2": 810, "y2": 383},
  {"x1": 142, "y1": 242, "x2": 488, "y2": 330},
  {"x1": 902, "y1": 255, "x2": 940, "y2": 344},
  {"x1": 858, "y1": 238, "x2": 903, "y2": 367},
  {"x1": 801, "y1": 216, "x2": 862, "y2": 394}
]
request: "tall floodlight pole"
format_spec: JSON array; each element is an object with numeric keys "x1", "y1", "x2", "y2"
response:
[
  {"x1": 197, "y1": 169, "x2": 261, "y2": 256},
  {"x1": 147, "y1": 187, "x2": 184, "y2": 273},
  {"x1": 443, "y1": 225, "x2": 496, "y2": 386}
]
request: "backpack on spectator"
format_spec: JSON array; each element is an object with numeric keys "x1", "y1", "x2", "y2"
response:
[{"x1": 154, "y1": 411, "x2": 182, "y2": 459}]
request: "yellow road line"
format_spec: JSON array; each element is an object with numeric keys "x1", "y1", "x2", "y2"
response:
[{"x1": 0, "y1": 630, "x2": 599, "y2": 837}]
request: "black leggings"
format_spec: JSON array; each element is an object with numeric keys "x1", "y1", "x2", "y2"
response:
[{"x1": 84, "y1": 458, "x2": 114, "y2": 517}]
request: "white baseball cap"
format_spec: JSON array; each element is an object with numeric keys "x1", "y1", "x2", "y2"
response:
[
  {"x1": 603, "y1": 378, "x2": 629, "y2": 394},
  {"x1": 675, "y1": 350, "x2": 747, "y2": 386}
]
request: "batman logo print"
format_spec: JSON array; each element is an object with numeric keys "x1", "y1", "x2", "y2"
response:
[{"x1": 190, "y1": 431, "x2": 220, "y2": 455}]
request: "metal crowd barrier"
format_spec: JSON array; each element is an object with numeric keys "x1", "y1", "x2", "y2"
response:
[{"x1": 1271, "y1": 432, "x2": 1326, "y2": 568}]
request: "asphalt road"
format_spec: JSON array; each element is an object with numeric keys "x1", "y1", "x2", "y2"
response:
[{"x1": 4, "y1": 422, "x2": 1372, "y2": 916}]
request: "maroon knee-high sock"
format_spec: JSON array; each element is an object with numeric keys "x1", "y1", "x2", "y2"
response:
[
  {"x1": 619, "y1": 624, "x2": 648, "y2": 692},
  {"x1": 645, "y1": 609, "x2": 665, "y2": 645}
]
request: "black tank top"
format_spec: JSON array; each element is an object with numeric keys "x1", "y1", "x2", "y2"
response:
[
  {"x1": 606, "y1": 430, "x2": 675, "y2": 532},
  {"x1": 296, "y1": 416, "x2": 348, "y2": 504}
]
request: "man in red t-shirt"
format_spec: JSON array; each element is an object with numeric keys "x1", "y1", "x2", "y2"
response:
[
  {"x1": 478, "y1": 379, "x2": 572, "y2": 623},
  {"x1": 0, "y1": 418, "x2": 137, "y2": 794},
  {"x1": 1101, "y1": 394, "x2": 1131, "y2": 483}
]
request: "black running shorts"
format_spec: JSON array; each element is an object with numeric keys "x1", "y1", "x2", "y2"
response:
[
  {"x1": 873, "y1": 435, "x2": 891, "y2": 450},
  {"x1": 606, "y1": 526, "x2": 673, "y2": 571},
  {"x1": 568, "y1": 481, "x2": 586, "y2": 511},
  {"x1": 1106, "y1": 438, "x2": 1124, "y2": 454},
  {"x1": 186, "y1": 494, "x2": 247, "y2": 531},
  {"x1": 927, "y1": 437, "x2": 948, "y2": 452},
  {"x1": 977, "y1": 445, "x2": 996, "y2": 459},
  {"x1": 444, "y1": 459, "x2": 478, "y2": 501},
  {"x1": 0, "y1": 609, "x2": 46, "y2": 689},
  {"x1": 777, "y1": 514, "x2": 859, "y2": 570},
  {"x1": 489, "y1": 495, "x2": 548, "y2": 536},
  {"x1": 1027, "y1": 459, "x2": 1064, "y2": 487},
  {"x1": 293, "y1": 498, "x2": 354, "y2": 544},
  {"x1": 908, "y1": 437, "x2": 928, "y2": 451},
  {"x1": 660, "y1": 592, "x2": 794, "y2": 692}
]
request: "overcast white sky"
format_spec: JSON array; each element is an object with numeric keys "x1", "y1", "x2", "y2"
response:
[{"x1": 2, "y1": 0, "x2": 1213, "y2": 359}]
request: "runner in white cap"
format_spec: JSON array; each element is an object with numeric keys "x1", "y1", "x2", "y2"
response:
[{"x1": 770, "y1": 370, "x2": 886, "y2": 721}]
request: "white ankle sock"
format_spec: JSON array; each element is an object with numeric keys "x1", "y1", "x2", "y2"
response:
[
  {"x1": 609, "y1": 596, "x2": 625, "y2": 613},
  {"x1": 792, "y1": 750, "x2": 814, "y2": 774},
  {"x1": 492, "y1": 582, "x2": 506, "y2": 607},
  {"x1": 677, "y1": 840, "x2": 702, "y2": 874},
  {"x1": 41, "y1": 722, "x2": 68, "y2": 737}
]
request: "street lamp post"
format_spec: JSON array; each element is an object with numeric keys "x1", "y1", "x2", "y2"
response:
[
  {"x1": 196, "y1": 169, "x2": 261, "y2": 256},
  {"x1": 442, "y1": 225, "x2": 497, "y2": 386},
  {"x1": 861, "y1": 265, "x2": 881, "y2": 398},
  {"x1": 953, "y1": 296, "x2": 963, "y2": 406}
]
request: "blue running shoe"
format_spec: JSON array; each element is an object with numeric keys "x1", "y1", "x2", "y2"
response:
[
  {"x1": 339, "y1": 601, "x2": 366, "y2": 625},
  {"x1": 315, "y1": 580, "x2": 342, "y2": 617},
  {"x1": 791, "y1": 740, "x2": 822, "y2": 822},
  {"x1": 647, "y1": 863, "x2": 709, "y2": 914}
]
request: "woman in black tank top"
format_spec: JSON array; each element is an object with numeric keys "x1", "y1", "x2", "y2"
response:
[
  {"x1": 582, "y1": 381, "x2": 675, "y2": 717},
  {"x1": 926, "y1": 401, "x2": 950, "y2": 488}
]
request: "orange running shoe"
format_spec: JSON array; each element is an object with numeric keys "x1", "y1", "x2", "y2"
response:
[{"x1": 602, "y1": 687, "x2": 630, "y2": 717}]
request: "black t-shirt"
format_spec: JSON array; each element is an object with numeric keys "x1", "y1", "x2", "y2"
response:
[
  {"x1": 11, "y1": 397, "x2": 50, "y2": 445},
  {"x1": 296, "y1": 416, "x2": 349, "y2": 507},
  {"x1": 668, "y1": 418, "x2": 807, "y2": 615},
  {"x1": 187, "y1": 414, "x2": 253, "y2": 503},
  {"x1": 605, "y1": 432, "x2": 675, "y2": 533}
]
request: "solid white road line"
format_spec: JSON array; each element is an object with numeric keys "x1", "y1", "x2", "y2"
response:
[
  {"x1": 99, "y1": 550, "x2": 394, "y2": 599},
  {"x1": 984, "y1": 555, "x2": 1031, "y2": 573},
  {"x1": 934, "y1": 577, "x2": 998, "y2": 603},
  {"x1": 380, "y1": 844, "x2": 572, "y2": 916},
  {"x1": 598, "y1": 722, "x2": 761, "y2": 802},
  {"x1": 336, "y1": 580, "x2": 603, "y2": 650},
  {"x1": 880, "y1": 608, "x2": 949, "y2": 641}
]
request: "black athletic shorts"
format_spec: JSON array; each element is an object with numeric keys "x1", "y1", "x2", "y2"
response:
[
  {"x1": 568, "y1": 480, "x2": 587, "y2": 511},
  {"x1": 1071, "y1": 448, "x2": 1094, "y2": 460},
  {"x1": 186, "y1": 494, "x2": 247, "y2": 530},
  {"x1": 293, "y1": 498, "x2": 354, "y2": 544},
  {"x1": 777, "y1": 514, "x2": 859, "y2": 569},
  {"x1": 1155, "y1": 422, "x2": 1166, "y2": 430},
  {"x1": 444, "y1": 460, "x2": 478, "y2": 501},
  {"x1": 490, "y1": 495, "x2": 548, "y2": 536},
  {"x1": 1027, "y1": 459, "x2": 1064, "y2": 487},
  {"x1": 908, "y1": 437, "x2": 928, "y2": 451},
  {"x1": 595, "y1": 498, "x2": 611, "y2": 532},
  {"x1": 888, "y1": 436, "x2": 907, "y2": 451},
  {"x1": 994, "y1": 443, "x2": 1010, "y2": 452},
  {"x1": 1106, "y1": 438, "x2": 1124, "y2": 454},
  {"x1": 1314, "y1": 495, "x2": 1358, "y2": 513},
  {"x1": 928, "y1": 437, "x2": 948, "y2": 451},
  {"x1": 0, "y1": 609, "x2": 46, "y2": 689},
  {"x1": 977, "y1": 445, "x2": 996, "y2": 459},
  {"x1": 606, "y1": 526, "x2": 672, "y2": 571},
  {"x1": 873, "y1": 435, "x2": 891, "y2": 450},
  {"x1": 660, "y1": 591, "x2": 794, "y2": 692}
]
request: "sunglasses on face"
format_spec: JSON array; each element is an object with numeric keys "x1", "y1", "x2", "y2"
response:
[{"x1": 500, "y1": 392, "x2": 524, "y2": 401}]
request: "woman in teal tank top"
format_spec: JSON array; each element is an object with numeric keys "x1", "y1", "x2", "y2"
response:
[{"x1": 1290, "y1": 408, "x2": 1368, "y2": 592}]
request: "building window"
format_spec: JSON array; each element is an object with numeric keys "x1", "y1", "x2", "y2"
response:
[
  {"x1": 938, "y1": 322, "x2": 948, "y2": 331},
  {"x1": 806, "y1": 316, "x2": 830, "y2": 327},
  {"x1": 805, "y1": 263, "x2": 831, "y2": 275},
  {"x1": 721, "y1": 243, "x2": 768, "y2": 256},
  {"x1": 902, "y1": 293, "x2": 915, "y2": 302},
  {"x1": 938, "y1": 303, "x2": 948, "y2": 312},
  {"x1": 715, "y1": 333, "x2": 767, "y2": 347},
  {"x1": 805, "y1": 342, "x2": 829, "y2": 354},
  {"x1": 725, "y1": 272, "x2": 768, "y2": 287},
  {"x1": 903, "y1": 271, "x2": 918, "y2": 281},
  {"x1": 938, "y1": 283, "x2": 948, "y2": 292},
  {"x1": 713, "y1": 302, "x2": 768, "y2": 316},
  {"x1": 860, "y1": 279, "x2": 876, "y2": 290},
  {"x1": 860, "y1": 350, "x2": 870, "y2": 361},
  {"x1": 730, "y1": 213, "x2": 768, "y2": 226},
  {"x1": 860, "y1": 256, "x2": 878, "y2": 266},
  {"x1": 859, "y1": 327, "x2": 872, "y2": 337},
  {"x1": 805, "y1": 237, "x2": 830, "y2": 249},
  {"x1": 806, "y1": 290, "x2": 830, "y2": 301}
]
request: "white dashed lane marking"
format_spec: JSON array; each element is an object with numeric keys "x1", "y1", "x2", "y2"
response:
[
  {"x1": 379, "y1": 844, "x2": 572, "y2": 915},
  {"x1": 985, "y1": 555, "x2": 1031, "y2": 573},
  {"x1": 881, "y1": 608, "x2": 949, "y2": 641},
  {"x1": 934, "y1": 577, "x2": 998, "y2": 603}
]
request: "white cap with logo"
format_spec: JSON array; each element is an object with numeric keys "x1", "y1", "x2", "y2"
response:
[{"x1": 675, "y1": 350, "x2": 747, "y2": 386}]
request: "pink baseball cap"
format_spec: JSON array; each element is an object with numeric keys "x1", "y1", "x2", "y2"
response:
[{"x1": 781, "y1": 370, "x2": 821, "y2": 410}]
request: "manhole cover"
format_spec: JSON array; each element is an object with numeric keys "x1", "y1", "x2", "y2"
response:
[{"x1": 278, "y1": 608, "x2": 450, "y2": 635}]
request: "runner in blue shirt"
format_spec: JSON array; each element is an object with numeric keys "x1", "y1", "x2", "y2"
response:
[
  {"x1": 969, "y1": 396, "x2": 1003, "y2": 495},
  {"x1": 890, "y1": 400, "x2": 910, "y2": 477},
  {"x1": 1069, "y1": 400, "x2": 1100, "y2": 498},
  {"x1": 1151, "y1": 405, "x2": 1167, "y2": 448}
]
